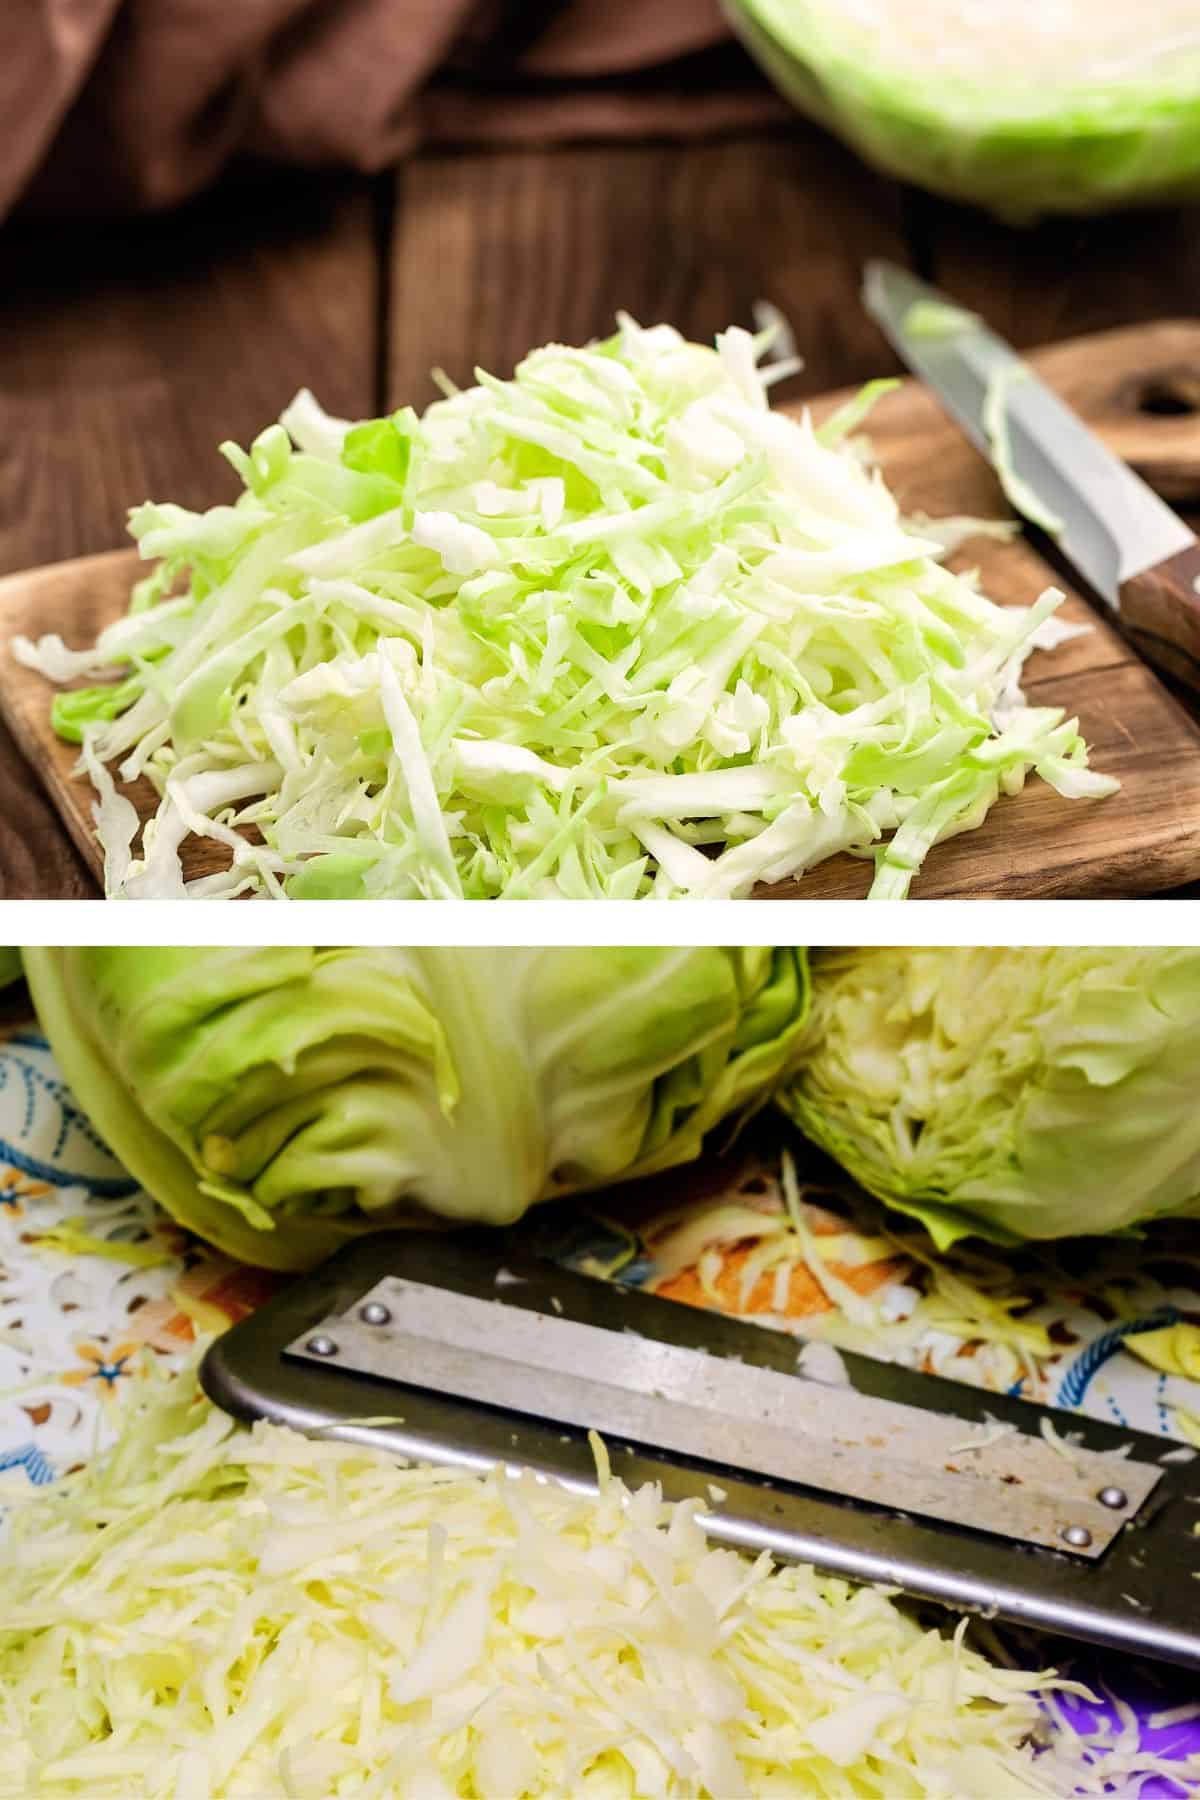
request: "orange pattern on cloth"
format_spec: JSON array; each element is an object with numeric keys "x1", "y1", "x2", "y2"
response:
[
  {"x1": 654, "y1": 1241, "x2": 906, "y2": 1319},
  {"x1": 127, "y1": 1256, "x2": 285, "y2": 1352},
  {"x1": 61, "y1": 1338, "x2": 142, "y2": 1392},
  {"x1": 0, "y1": 1169, "x2": 50, "y2": 1218}
]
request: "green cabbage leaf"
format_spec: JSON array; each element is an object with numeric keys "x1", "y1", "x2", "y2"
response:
[
  {"x1": 23, "y1": 946, "x2": 809, "y2": 1270},
  {"x1": 780, "y1": 947, "x2": 1200, "y2": 1247}
]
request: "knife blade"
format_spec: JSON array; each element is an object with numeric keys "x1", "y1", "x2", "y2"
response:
[{"x1": 863, "y1": 260, "x2": 1200, "y2": 689}]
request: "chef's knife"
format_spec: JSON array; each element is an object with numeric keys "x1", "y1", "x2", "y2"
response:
[{"x1": 863, "y1": 260, "x2": 1200, "y2": 690}]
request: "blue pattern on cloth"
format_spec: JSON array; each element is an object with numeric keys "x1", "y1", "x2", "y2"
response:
[
  {"x1": 1055, "y1": 1307, "x2": 1183, "y2": 1410},
  {"x1": 0, "y1": 1442, "x2": 56, "y2": 1487}
]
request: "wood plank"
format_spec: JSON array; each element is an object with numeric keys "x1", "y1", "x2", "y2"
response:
[
  {"x1": 0, "y1": 176, "x2": 378, "y2": 898},
  {"x1": 921, "y1": 198, "x2": 1200, "y2": 353},
  {"x1": 0, "y1": 710, "x2": 94, "y2": 899},
  {"x1": 4, "y1": 320, "x2": 1199, "y2": 901},
  {"x1": 0, "y1": 177, "x2": 378, "y2": 577},
  {"x1": 387, "y1": 133, "x2": 910, "y2": 411}
]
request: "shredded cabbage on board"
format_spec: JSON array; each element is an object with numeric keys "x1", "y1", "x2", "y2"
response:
[
  {"x1": 13, "y1": 318, "x2": 1116, "y2": 899},
  {"x1": 2, "y1": 1357, "x2": 1176, "y2": 1800}
]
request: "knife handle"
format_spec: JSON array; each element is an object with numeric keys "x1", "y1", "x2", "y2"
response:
[{"x1": 1120, "y1": 542, "x2": 1200, "y2": 691}]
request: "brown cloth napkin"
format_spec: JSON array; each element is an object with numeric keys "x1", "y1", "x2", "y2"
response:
[{"x1": 1, "y1": 1, "x2": 786, "y2": 222}]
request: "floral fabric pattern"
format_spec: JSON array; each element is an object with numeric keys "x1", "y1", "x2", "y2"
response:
[{"x1": 0, "y1": 1031, "x2": 281, "y2": 1484}]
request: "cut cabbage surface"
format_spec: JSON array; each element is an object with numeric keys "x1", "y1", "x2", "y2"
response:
[
  {"x1": 0, "y1": 1359, "x2": 1124, "y2": 1798},
  {"x1": 13, "y1": 320, "x2": 1114, "y2": 899},
  {"x1": 781, "y1": 947, "x2": 1200, "y2": 1248},
  {"x1": 730, "y1": 0, "x2": 1200, "y2": 221}
]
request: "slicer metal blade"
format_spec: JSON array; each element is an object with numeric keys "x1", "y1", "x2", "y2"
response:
[{"x1": 201, "y1": 1230, "x2": 1200, "y2": 1669}]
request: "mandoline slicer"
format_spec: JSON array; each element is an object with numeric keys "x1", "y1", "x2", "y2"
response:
[{"x1": 201, "y1": 1229, "x2": 1200, "y2": 1669}]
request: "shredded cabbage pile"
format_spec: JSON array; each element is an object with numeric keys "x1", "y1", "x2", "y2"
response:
[
  {"x1": 0, "y1": 1359, "x2": 1120, "y2": 1799},
  {"x1": 13, "y1": 318, "x2": 1114, "y2": 898}
]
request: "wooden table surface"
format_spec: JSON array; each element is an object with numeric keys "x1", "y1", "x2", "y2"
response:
[{"x1": 2, "y1": 124, "x2": 1199, "y2": 898}]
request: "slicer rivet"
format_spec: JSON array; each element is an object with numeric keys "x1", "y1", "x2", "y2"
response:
[
  {"x1": 359, "y1": 1302, "x2": 392, "y2": 1326},
  {"x1": 1097, "y1": 1486, "x2": 1128, "y2": 1511},
  {"x1": 306, "y1": 1335, "x2": 338, "y2": 1357},
  {"x1": 1061, "y1": 1524, "x2": 1094, "y2": 1549}
]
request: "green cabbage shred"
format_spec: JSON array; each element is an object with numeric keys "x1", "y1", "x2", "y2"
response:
[
  {"x1": 901, "y1": 301, "x2": 983, "y2": 341},
  {"x1": 12, "y1": 318, "x2": 1116, "y2": 899},
  {"x1": 982, "y1": 367, "x2": 1067, "y2": 539}
]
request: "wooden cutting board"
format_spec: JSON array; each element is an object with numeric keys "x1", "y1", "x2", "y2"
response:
[{"x1": 2, "y1": 319, "x2": 1200, "y2": 899}]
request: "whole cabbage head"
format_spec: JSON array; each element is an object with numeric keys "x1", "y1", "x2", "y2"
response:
[
  {"x1": 23, "y1": 946, "x2": 809, "y2": 1270},
  {"x1": 780, "y1": 946, "x2": 1200, "y2": 1247}
]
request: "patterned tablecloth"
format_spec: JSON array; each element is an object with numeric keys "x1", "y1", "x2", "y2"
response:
[
  {"x1": 0, "y1": 1029, "x2": 282, "y2": 1482},
  {"x1": 2, "y1": 1025, "x2": 1198, "y2": 1790}
]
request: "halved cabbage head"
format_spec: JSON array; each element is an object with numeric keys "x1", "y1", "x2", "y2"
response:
[
  {"x1": 23, "y1": 946, "x2": 809, "y2": 1270},
  {"x1": 781, "y1": 947, "x2": 1200, "y2": 1246},
  {"x1": 730, "y1": 0, "x2": 1200, "y2": 222}
]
